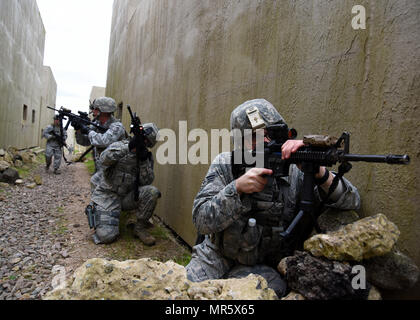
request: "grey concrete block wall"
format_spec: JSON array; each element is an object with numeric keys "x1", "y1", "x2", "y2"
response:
[
  {"x1": 38, "y1": 66, "x2": 57, "y2": 149},
  {"x1": 106, "y1": 0, "x2": 420, "y2": 297},
  {"x1": 0, "y1": 0, "x2": 56, "y2": 150}
]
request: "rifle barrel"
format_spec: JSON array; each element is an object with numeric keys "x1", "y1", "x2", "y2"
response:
[{"x1": 343, "y1": 154, "x2": 410, "y2": 165}]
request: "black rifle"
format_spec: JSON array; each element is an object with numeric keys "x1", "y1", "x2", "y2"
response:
[
  {"x1": 233, "y1": 124, "x2": 410, "y2": 241},
  {"x1": 47, "y1": 106, "x2": 107, "y2": 133},
  {"x1": 52, "y1": 111, "x2": 71, "y2": 164},
  {"x1": 127, "y1": 105, "x2": 148, "y2": 202}
]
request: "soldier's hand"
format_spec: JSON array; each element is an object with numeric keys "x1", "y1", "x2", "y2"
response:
[
  {"x1": 235, "y1": 168, "x2": 273, "y2": 195},
  {"x1": 80, "y1": 124, "x2": 91, "y2": 135},
  {"x1": 281, "y1": 140, "x2": 305, "y2": 159},
  {"x1": 71, "y1": 119, "x2": 82, "y2": 130}
]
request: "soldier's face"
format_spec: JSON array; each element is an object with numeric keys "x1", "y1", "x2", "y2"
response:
[
  {"x1": 93, "y1": 108, "x2": 100, "y2": 117},
  {"x1": 54, "y1": 119, "x2": 60, "y2": 126},
  {"x1": 244, "y1": 129, "x2": 270, "y2": 151}
]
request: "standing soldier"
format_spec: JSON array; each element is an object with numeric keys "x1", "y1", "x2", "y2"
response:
[
  {"x1": 42, "y1": 115, "x2": 67, "y2": 174},
  {"x1": 71, "y1": 97, "x2": 126, "y2": 187},
  {"x1": 86, "y1": 123, "x2": 161, "y2": 245}
]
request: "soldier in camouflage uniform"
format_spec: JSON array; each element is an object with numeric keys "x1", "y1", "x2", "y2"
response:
[
  {"x1": 72, "y1": 97, "x2": 126, "y2": 187},
  {"x1": 89, "y1": 123, "x2": 161, "y2": 246},
  {"x1": 185, "y1": 99, "x2": 361, "y2": 297},
  {"x1": 42, "y1": 115, "x2": 67, "y2": 174}
]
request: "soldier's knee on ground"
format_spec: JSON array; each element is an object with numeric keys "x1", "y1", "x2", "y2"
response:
[
  {"x1": 94, "y1": 225, "x2": 119, "y2": 244},
  {"x1": 92, "y1": 210, "x2": 120, "y2": 245}
]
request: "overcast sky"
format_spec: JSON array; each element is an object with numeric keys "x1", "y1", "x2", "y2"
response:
[{"x1": 36, "y1": 0, "x2": 114, "y2": 114}]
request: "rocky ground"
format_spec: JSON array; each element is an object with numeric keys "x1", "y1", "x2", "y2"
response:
[{"x1": 0, "y1": 154, "x2": 191, "y2": 300}]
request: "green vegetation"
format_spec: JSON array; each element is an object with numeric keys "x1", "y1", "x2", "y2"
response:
[
  {"x1": 149, "y1": 225, "x2": 169, "y2": 240},
  {"x1": 36, "y1": 153, "x2": 46, "y2": 164},
  {"x1": 53, "y1": 216, "x2": 68, "y2": 235},
  {"x1": 15, "y1": 166, "x2": 31, "y2": 179},
  {"x1": 84, "y1": 153, "x2": 96, "y2": 175},
  {"x1": 174, "y1": 251, "x2": 192, "y2": 266}
]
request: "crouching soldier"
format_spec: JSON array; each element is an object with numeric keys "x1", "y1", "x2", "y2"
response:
[
  {"x1": 87, "y1": 123, "x2": 161, "y2": 246},
  {"x1": 185, "y1": 99, "x2": 361, "y2": 298},
  {"x1": 42, "y1": 115, "x2": 67, "y2": 174}
]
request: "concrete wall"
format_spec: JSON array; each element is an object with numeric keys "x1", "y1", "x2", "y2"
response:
[
  {"x1": 90, "y1": 86, "x2": 106, "y2": 102},
  {"x1": 106, "y1": 0, "x2": 420, "y2": 297},
  {"x1": 0, "y1": 0, "x2": 56, "y2": 150},
  {"x1": 38, "y1": 66, "x2": 57, "y2": 149}
]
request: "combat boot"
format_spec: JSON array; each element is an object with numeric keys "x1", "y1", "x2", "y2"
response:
[
  {"x1": 45, "y1": 164, "x2": 50, "y2": 172},
  {"x1": 134, "y1": 221, "x2": 156, "y2": 246},
  {"x1": 53, "y1": 169, "x2": 61, "y2": 175}
]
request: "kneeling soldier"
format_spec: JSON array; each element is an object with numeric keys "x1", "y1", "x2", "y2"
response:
[{"x1": 87, "y1": 123, "x2": 161, "y2": 246}]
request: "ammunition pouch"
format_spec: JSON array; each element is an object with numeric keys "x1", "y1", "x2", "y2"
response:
[
  {"x1": 221, "y1": 218, "x2": 263, "y2": 266},
  {"x1": 221, "y1": 209, "x2": 297, "y2": 267}
]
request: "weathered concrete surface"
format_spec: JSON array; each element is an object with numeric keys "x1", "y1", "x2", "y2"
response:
[
  {"x1": 0, "y1": 0, "x2": 56, "y2": 150},
  {"x1": 105, "y1": 0, "x2": 420, "y2": 297},
  {"x1": 39, "y1": 67, "x2": 58, "y2": 149}
]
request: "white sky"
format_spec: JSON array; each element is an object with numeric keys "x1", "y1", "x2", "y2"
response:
[{"x1": 36, "y1": 0, "x2": 114, "y2": 114}]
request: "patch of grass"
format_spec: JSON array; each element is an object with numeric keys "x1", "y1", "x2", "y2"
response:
[
  {"x1": 149, "y1": 225, "x2": 169, "y2": 241},
  {"x1": 85, "y1": 159, "x2": 96, "y2": 175},
  {"x1": 15, "y1": 166, "x2": 31, "y2": 179},
  {"x1": 8, "y1": 275, "x2": 17, "y2": 281},
  {"x1": 53, "y1": 216, "x2": 68, "y2": 235},
  {"x1": 36, "y1": 153, "x2": 46, "y2": 164},
  {"x1": 173, "y1": 251, "x2": 192, "y2": 266}
]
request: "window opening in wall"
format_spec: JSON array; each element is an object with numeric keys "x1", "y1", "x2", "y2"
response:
[
  {"x1": 117, "y1": 102, "x2": 123, "y2": 120},
  {"x1": 32, "y1": 110, "x2": 36, "y2": 123},
  {"x1": 23, "y1": 105, "x2": 28, "y2": 121}
]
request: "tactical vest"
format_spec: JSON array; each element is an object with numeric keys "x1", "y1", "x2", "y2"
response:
[{"x1": 221, "y1": 166, "x2": 305, "y2": 268}]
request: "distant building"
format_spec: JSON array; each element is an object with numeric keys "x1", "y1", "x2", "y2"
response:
[
  {"x1": 0, "y1": 0, "x2": 57, "y2": 150},
  {"x1": 90, "y1": 86, "x2": 106, "y2": 103}
]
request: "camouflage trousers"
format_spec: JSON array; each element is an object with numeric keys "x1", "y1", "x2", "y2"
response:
[
  {"x1": 185, "y1": 236, "x2": 287, "y2": 298},
  {"x1": 45, "y1": 144, "x2": 62, "y2": 170},
  {"x1": 91, "y1": 185, "x2": 161, "y2": 244}
]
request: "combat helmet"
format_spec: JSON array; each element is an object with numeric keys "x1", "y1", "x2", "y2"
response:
[
  {"x1": 142, "y1": 123, "x2": 159, "y2": 148},
  {"x1": 230, "y1": 99, "x2": 285, "y2": 132},
  {"x1": 91, "y1": 97, "x2": 117, "y2": 113}
]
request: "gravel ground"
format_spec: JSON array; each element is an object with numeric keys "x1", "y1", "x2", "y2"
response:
[
  {"x1": 0, "y1": 156, "x2": 192, "y2": 300},
  {"x1": 0, "y1": 161, "x2": 85, "y2": 300}
]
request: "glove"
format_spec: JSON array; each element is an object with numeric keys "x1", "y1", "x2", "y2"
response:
[
  {"x1": 80, "y1": 124, "x2": 91, "y2": 135},
  {"x1": 71, "y1": 119, "x2": 82, "y2": 130}
]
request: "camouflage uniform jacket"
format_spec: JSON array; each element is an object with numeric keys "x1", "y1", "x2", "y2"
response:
[
  {"x1": 92, "y1": 140, "x2": 155, "y2": 197},
  {"x1": 43, "y1": 125, "x2": 67, "y2": 148},
  {"x1": 75, "y1": 116, "x2": 126, "y2": 165},
  {"x1": 192, "y1": 152, "x2": 361, "y2": 263}
]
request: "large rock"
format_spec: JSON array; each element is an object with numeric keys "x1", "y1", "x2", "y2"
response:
[
  {"x1": 19, "y1": 151, "x2": 34, "y2": 164},
  {"x1": 0, "y1": 149, "x2": 5, "y2": 156},
  {"x1": 44, "y1": 258, "x2": 278, "y2": 300},
  {"x1": 363, "y1": 249, "x2": 419, "y2": 291},
  {"x1": 317, "y1": 209, "x2": 360, "y2": 233},
  {"x1": 304, "y1": 214, "x2": 400, "y2": 261},
  {"x1": 0, "y1": 160, "x2": 10, "y2": 172},
  {"x1": 278, "y1": 251, "x2": 370, "y2": 300},
  {"x1": 0, "y1": 168, "x2": 20, "y2": 184}
]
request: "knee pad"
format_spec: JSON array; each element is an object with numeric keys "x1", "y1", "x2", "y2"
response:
[{"x1": 93, "y1": 210, "x2": 120, "y2": 244}]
